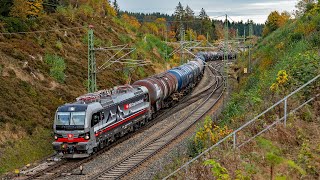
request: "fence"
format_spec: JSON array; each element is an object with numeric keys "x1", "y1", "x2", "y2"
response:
[{"x1": 164, "y1": 74, "x2": 320, "y2": 179}]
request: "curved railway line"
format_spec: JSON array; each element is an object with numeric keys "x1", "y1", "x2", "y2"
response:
[
  {"x1": 89, "y1": 61, "x2": 224, "y2": 180},
  {"x1": 20, "y1": 61, "x2": 224, "y2": 180}
]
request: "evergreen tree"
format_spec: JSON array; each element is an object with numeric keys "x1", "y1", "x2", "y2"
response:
[
  {"x1": 174, "y1": 2, "x2": 185, "y2": 20},
  {"x1": 199, "y1": 8, "x2": 209, "y2": 20},
  {"x1": 113, "y1": 0, "x2": 120, "y2": 14},
  {"x1": 0, "y1": 0, "x2": 13, "y2": 16},
  {"x1": 185, "y1": 5, "x2": 194, "y2": 19}
]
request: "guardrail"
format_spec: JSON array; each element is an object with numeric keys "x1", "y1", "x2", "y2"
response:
[{"x1": 164, "y1": 74, "x2": 320, "y2": 179}]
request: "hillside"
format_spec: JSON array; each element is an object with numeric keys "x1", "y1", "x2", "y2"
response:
[
  {"x1": 0, "y1": 5, "x2": 174, "y2": 174},
  {"x1": 156, "y1": 2, "x2": 320, "y2": 180}
]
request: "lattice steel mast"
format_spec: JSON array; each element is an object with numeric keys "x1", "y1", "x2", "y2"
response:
[{"x1": 88, "y1": 25, "x2": 97, "y2": 93}]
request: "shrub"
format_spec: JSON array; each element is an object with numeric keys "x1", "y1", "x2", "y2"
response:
[
  {"x1": 0, "y1": 17, "x2": 29, "y2": 33},
  {"x1": 78, "y1": 4, "x2": 94, "y2": 17},
  {"x1": 55, "y1": 40, "x2": 63, "y2": 51},
  {"x1": 56, "y1": 5, "x2": 76, "y2": 22},
  {"x1": 44, "y1": 54, "x2": 66, "y2": 83},
  {"x1": 118, "y1": 33, "x2": 131, "y2": 43}
]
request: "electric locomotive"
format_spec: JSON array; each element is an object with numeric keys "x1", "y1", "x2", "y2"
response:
[{"x1": 52, "y1": 85, "x2": 151, "y2": 158}]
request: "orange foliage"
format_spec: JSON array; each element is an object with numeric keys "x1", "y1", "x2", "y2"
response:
[
  {"x1": 263, "y1": 11, "x2": 290, "y2": 36},
  {"x1": 121, "y1": 14, "x2": 141, "y2": 29},
  {"x1": 197, "y1": 34, "x2": 207, "y2": 41},
  {"x1": 105, "y1": 2, "x2": 117, "y2": 17},
  {"x1": 142, "y1": 22, "x2": 159, "y2": 35},
  {"x1": 169, "y1": 31, "x2": 177, "y2": 41},
  {"x1": 10, "y1": 0, "x2": 43, "y2": 19}
]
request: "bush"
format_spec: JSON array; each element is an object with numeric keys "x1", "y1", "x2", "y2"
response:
[
  {"x1": 78, "y1": 4, "x2": 94, "y2": 17},
  {"x1": 45, "y1": 54, "x2": 66, "y2": 83},
  {"x1": 55, "y1": 40, "x2": 63, "y2": 51},
  {"x1": 0, "y1": 17, "x2": 30, "y2": 33},
  {"x1": 118, "y1": 33, "x2": 131, "y2": 43}
]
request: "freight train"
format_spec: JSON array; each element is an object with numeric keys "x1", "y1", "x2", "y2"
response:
[{"x1": 52, "y1": 58, "x2": 206, "y2": 158}]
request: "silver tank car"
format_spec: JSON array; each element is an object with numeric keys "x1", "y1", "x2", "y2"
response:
[{"x1": 52, "y1": 85, "x2": 151, "y2": 158}]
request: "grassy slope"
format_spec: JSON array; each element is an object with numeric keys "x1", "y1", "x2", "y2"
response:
[
  {"x1": 156, "y1": 7, "x2": 320, "y2": 180},
  {"x1": 0, "y1": 13, "x2": 172, "y2": 174}
]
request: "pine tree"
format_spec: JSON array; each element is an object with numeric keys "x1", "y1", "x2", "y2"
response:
[
  {"x1": 199, "y1": 8, "x2": 209, "y2": 20},
  {"x1": 185, "y1": 5, "x2": 194, "y2": 19},
  {"x1": 0, "y1": 0, "x2": 13, "y2": 16},
  {"x1": 174, "y1": 2, "x2": 185, "y2": 20},
  {"x1": 113, "y1": 0, "x2": 120, "y2": 14}
]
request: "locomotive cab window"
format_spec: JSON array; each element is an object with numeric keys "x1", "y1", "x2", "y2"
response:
[
  {"x1": 91, "y1": 112, "x2": 102, "y2": 127},
  {"x1": 56, "y1": 112, "x2": 86, "y2": 126}
]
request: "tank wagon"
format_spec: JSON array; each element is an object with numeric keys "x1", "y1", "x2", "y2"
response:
[
  {"x1": 52, "y1": 56, "x2": 209, "y2": 158},
  {"x1": 197, "y1": 51, "x2": 237, "y2": 61}
]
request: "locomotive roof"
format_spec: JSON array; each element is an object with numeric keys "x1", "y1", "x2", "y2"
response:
[{"x1": 58, "y1": 86, "x2": 147, "y2": 111}]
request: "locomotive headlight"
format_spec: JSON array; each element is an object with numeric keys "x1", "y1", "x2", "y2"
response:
[
  {"x1": 54, "y1": 135, "x2": 58, "y2": 140},
  {"x1": 84, "y1": 134, "x2": 90, "y2": 140}
]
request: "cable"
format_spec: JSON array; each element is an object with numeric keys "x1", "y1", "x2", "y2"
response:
[
  {"x1": 0, "y1": 26, "x2": 87, "y2": 35},
  {"x1": 227, "y1": 15, "x2": 236, "y2": 22}
]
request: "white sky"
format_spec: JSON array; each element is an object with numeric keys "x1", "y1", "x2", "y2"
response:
[{"x1": 116, "y1": 0, "x2": 298, "y2": 23}]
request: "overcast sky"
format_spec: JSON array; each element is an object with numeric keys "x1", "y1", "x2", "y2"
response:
[{"x1": 116, "y1": 0, "x2": 298, "y2": 24}]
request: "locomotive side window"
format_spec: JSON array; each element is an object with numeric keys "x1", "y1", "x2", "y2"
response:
[{"x1": 91, "y1": 112, "x2": 101, "y2": 127}]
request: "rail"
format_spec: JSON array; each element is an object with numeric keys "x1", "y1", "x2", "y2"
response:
[{"x1": 164, "y1": 74, "x2": 320, "y2": 179}]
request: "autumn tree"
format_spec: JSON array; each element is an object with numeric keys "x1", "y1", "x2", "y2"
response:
[
  {"x1": 185, "y1": 29, "x2": 196, "y2": 41},
  {"x1": 262, "y1": 11, "x2": 290, "y2": 37},
  {"x1": 155, "y1": 18, "x2": 167, "y2": 38},
  {"x1": 277, "y1": 11, "x2": 290, "y2": 27},
  {"x1": 215, "y1": 22, "x2": 224, "y2": 39},
  {"x1": 121, "y1": 13, "x2": 141, "y2": 29},
  {"x1": 295, "y1": 0, "x2": 317, "y2": 17},
  {"x1": 106, "y1": 1, "x2": 117, "y2": 17},
  {"x1": 10, "y1": 0, "x2": 43, "y2": 19}
]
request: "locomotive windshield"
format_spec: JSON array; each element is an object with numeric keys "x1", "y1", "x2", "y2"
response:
[{"x1": 56, "y1": 112, "x2": 86, "y2": 126}]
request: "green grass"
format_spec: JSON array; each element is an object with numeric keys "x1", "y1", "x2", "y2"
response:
[
  {"x1": 45, "y1": 54, "x2": 66, "y2": 83},
  {"x1": 0, "y1": 128, "x2": 53, "y2": 174}
]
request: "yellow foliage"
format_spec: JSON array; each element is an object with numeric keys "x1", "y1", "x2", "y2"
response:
[
  {"x1": 197, "y1": 34, "x2": 207, "y2": 41},
  {"x1": 260, "y1": 57, "x2": 273, "y2": 70},
  {"x1": 263, "y1": 11, "x2": 290, "y2": 36},
  {"x1": 143, "y1": 22, "x2": 159, "y2": 35},
  {"x1": 121, "y1": 14, "x2": 141, "y2": 29},
  {"x1": 10, "y1": 0, "x2": 43, "y2": 19},
  {"x1": 169, "y1": 31, "x2": 176, "y2": 41},
  {"x1": 105, "y1": 2, "x2": 117, "y2": 17},
  {"x1": 270, "y1": 70, "x2": 289, "y2": 92},
  {"x1": 275, "y1": 42, "x2": 285, "y2": 51},
  {"x1": 186, "y1": 29, "x2": 196, "y2": 41},
  {"x1": 195, "y1": 117, "x2": 233, "y2": 148},
  {"x1": 155, "y1": 18, "x2": 166, "y2": 24},
  {"x1": 276, "y1": 70, "x2": 289, "y2": 84}
]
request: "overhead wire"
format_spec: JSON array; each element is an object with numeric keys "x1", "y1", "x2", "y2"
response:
[{"x1": 0, "y1": 26, "x2": 87, "y2": 35}]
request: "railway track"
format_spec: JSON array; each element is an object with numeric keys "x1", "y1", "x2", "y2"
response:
[
  {"x1": 19, "y1": 61, "x2": 219, "y2": 180},
  {"x1": 89, "y1": 61, "x2": 224, "y2": 180}
]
